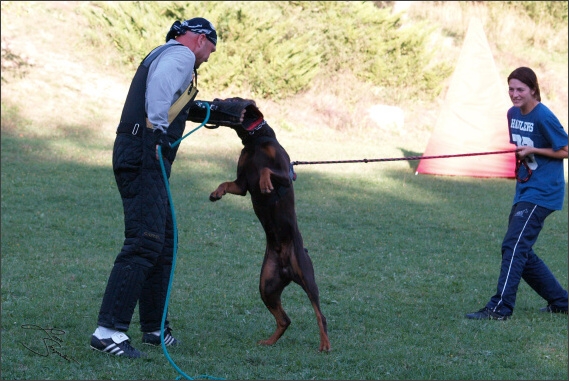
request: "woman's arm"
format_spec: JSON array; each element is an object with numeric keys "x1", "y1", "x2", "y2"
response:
[{"x1": 516, "y1": 145, "x2": 568, "y2": 160}]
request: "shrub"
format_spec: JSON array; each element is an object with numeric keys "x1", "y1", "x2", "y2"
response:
[{"x1": 81, "y1": 1, "x2": 451, "y2": 101}]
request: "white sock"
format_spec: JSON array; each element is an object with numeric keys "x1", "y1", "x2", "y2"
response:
[
  {"x1": 148, "y1": 330, "x2": 161, "y2": 336},
  {"x1": 93, "y1": 326, "x2": 120, "y2": 339}
]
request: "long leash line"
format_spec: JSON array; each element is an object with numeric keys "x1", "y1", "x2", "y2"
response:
[
  {"x1": 158, "y1": 104, "x2": 224, "y2": 381},
  {"x1": 291, "y1": 149, "x2": 532, "y2": 182},
  {"x1": 291, "y1": 149, "x2": 518, "y2": 166}
]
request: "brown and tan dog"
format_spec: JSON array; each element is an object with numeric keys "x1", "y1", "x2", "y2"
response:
[{"x1": 207, "y1": 100, "x2": 331, "y2": 352}]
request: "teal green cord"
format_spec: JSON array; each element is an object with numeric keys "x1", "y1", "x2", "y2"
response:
[{"x1": 158, "y1": 104, "x2": 224, "y2": 380}]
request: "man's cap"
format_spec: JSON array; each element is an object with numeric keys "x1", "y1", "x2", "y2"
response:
[{"x1": 165, "y1": 17, "x2": 217, "y2": 46}]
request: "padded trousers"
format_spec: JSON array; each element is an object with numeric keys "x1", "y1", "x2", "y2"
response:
[{"x1": 97, "y1": 132, "x2": 175, "y2": 333}]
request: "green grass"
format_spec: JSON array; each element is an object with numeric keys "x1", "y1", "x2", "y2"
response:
[
  {"x1": 1, "y1": 1, "x2": 567, "y2": 379},
  {"x1": 1, "y1": 106, "x2": 567, "y2": 380}
]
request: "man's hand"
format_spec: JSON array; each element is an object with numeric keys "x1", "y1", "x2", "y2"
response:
[{"x1": 154, "y1": 129, "x2": 171, "y2": 160}]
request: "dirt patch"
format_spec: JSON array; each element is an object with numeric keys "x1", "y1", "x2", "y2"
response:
[{"x1": 1, "y1": 1, "x2": 128, "y2": 139}]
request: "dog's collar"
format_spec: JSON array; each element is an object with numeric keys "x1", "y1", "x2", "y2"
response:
[
  {"x1": 247, "y1": 119, "x2": 267, "y2": 133},
  {"x1": 240, "y1": 122, "x2": 278, "y2": 149}
]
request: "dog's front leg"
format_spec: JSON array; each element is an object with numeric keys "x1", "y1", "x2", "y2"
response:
[
  {"x1": 210, "y1": 181, "x2": 246, "y2": 201},
  {"x1": 259, "y1": 167, "x2": 293, "y2": 194},
  {"x1": 259, "y1": 168, "x2": 275, "y2": 194}
]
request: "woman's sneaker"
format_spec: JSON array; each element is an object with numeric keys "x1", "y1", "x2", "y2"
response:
[
  {"x1": 465, "y1": 307, "x2": 510, "y2": 320},
  {"x1": 90, "y1": 331, "x2": 146, "y2": 358},
  {"x1": 540, "y1": 305, "x2": 568, "y2": 314},
  {"x1": 142, "y1": 327, "x2": 179, "y2": 346}
]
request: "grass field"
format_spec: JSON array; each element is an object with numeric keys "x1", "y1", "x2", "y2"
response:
[
  {"x1": 1, "y1": 110, "x2": 567, "y2": 379},
  {"x1": 1, "y1": 1, "x2": 567, "y2": 380}
]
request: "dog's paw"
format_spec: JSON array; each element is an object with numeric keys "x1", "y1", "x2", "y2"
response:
[
  {"x1": 259, "y1": 168, "x2": 274, "y2": 194},
  {"x1": 319, "y1": 341, "x2": 332, "y2": 352},
  {"x1": 209, "y1": 191, "x2": 224, "y2": 202},
  {"x1": 209, "y1": 184, "x2": 229, "y2": 201},
  {"x1": 209, "y1": 194, "x2": 224, "y2": 202},
  {"x1": 257, "y1": 338, "x2": 277, "y2": 346}
]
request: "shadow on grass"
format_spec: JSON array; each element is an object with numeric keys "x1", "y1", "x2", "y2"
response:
[
  {"x1": 398, "y1": 147, "x2": 423, "y2": 172},
  {"x1": 2, "y1": 118, "x2": 567, "y2": 381}
]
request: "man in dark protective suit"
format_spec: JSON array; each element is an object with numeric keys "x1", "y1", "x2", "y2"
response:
[{"x1": 90, "y1": 17, "x2": 217, "y2": 358}]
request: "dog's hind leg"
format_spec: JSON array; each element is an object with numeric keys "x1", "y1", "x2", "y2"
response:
[
  {"x1": 257, "y1": 253, "x2": 291, "y2": 346},
  {"x1": 293, "y1": 248, "x2": 331, "y2": 352}
]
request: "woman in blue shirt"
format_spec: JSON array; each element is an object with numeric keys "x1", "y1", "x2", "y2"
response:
[{"x1": 466, "y1": 67, "x2": 568, "y2": 320}]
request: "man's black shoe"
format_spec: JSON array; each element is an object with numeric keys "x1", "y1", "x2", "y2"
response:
[
  {"x1": 90, "y1": 332, "x2": 146, "y2": 358},
  {"x1": 540, "y1": 305, "x2": 568, "y2": 314},
  {"x1": 142, "y1": 327, "x2": 179, "y2": 346},
  {"x1": 465, "y1": 307, "x2": 510, "y2": 320}
]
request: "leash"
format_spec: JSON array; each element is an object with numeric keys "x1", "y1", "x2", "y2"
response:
[
  {"x1": 515, "y1": 158, "x2": 532, "y2": 183},
  {"x1": 158, "y1": 104, "x2": 224, "y2": 381},
  {"x1": 291, "y1": 149, "x2": 518, "y2": 166},
  {"x1": 290, "y1": 149, "x2": 531, "y2": 182}
]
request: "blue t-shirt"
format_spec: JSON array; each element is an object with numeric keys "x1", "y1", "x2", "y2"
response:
[{"x1": 507, "y1": 103, "x2": 568, "y2": 210}]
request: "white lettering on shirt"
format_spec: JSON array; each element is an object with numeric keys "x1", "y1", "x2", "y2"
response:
[{"x1": 510, "y1": 118, "x2": 533, "y2": 132}]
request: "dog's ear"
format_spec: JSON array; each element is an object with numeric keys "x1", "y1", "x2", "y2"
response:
[{"x1": 187, "y1": 98, "x2": 264, "y2": 131}]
